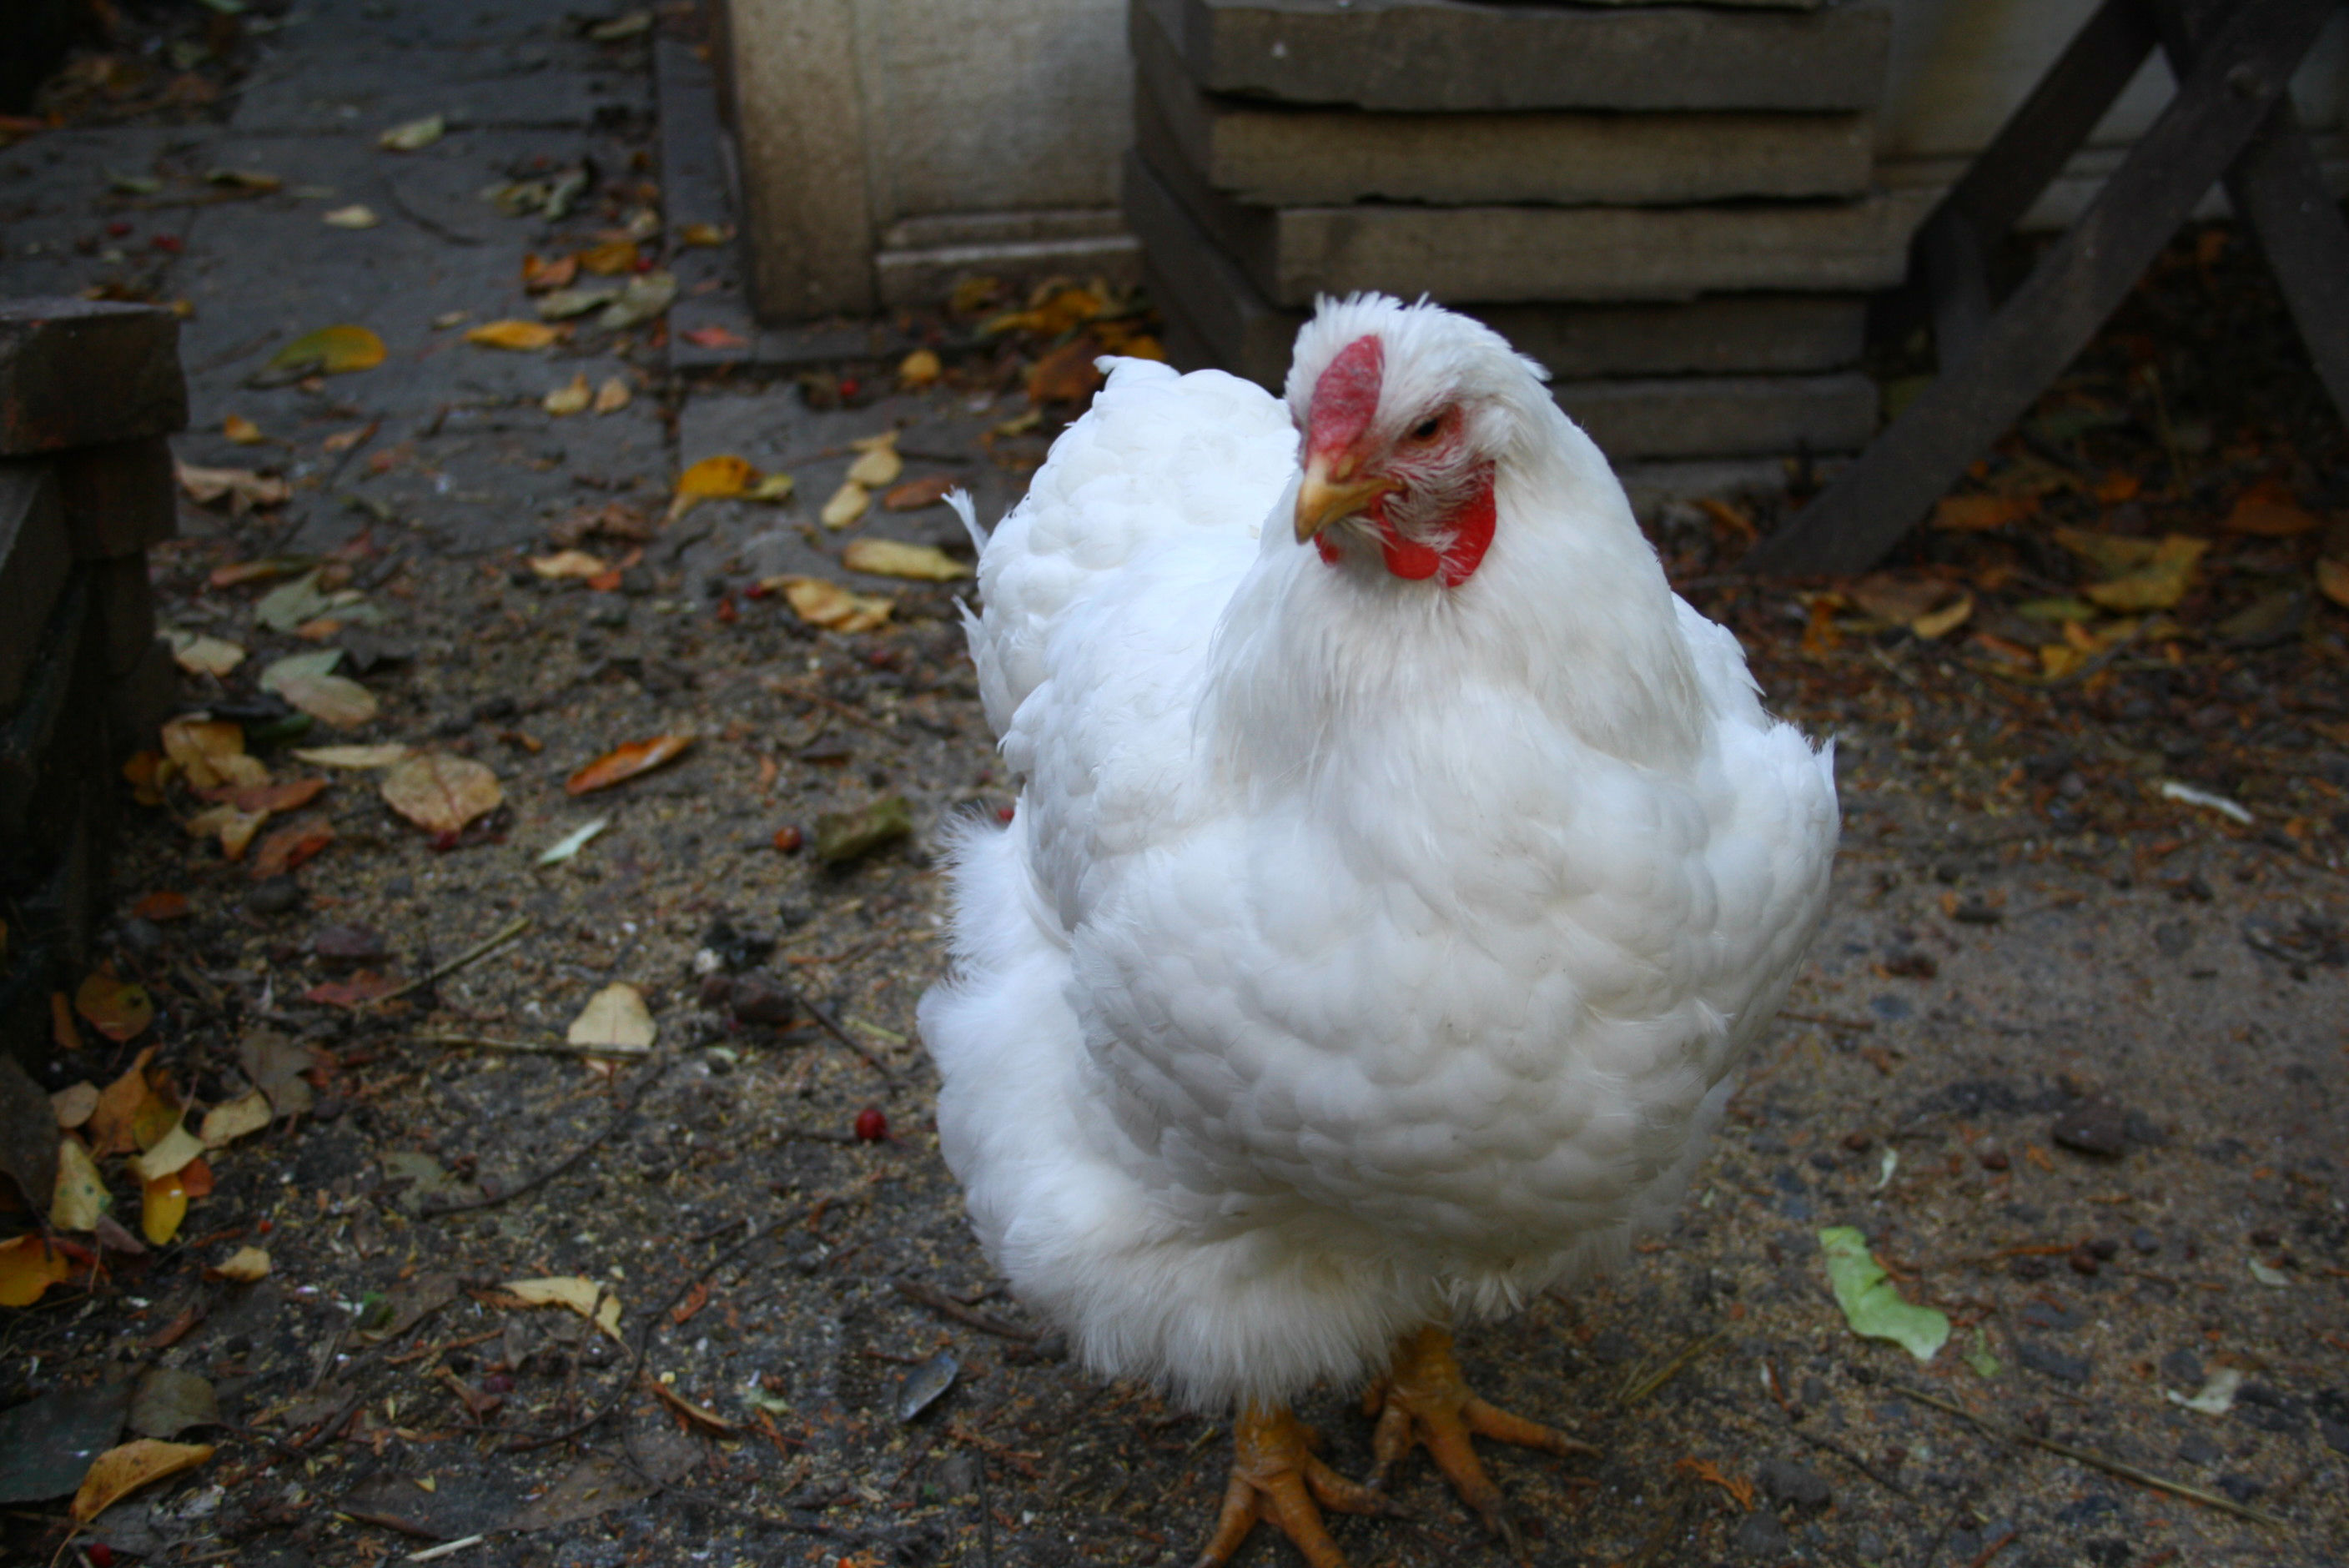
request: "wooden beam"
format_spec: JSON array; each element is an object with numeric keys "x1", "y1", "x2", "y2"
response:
[{"x1": 1748, "y1": 0, "x2": 2337, "y2": 576}]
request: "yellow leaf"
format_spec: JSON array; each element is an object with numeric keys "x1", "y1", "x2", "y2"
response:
[
  {"x1": 543, "y1": 373, "x2": 591, "y2": 415},
  {"x1": 821, "y1": 480, "x2": 870, "y2": 530},
  {"x1": 0, "y1": 1236, "x2": 73, "y2": 1306},
  {"x1": 846, "y1": 432, "x2": 903, "y2": 488},
  {"x1": 503, "y1": 1275, "x2": 626, "y2": 1341},
  {"x1": 267, "y1": 324, "x2": 385, "y2": 376},
  {"x1": 567, "y1": 982, "x2": 656, "y2": 1053},
  {"x1": 529, "y1": 549, "x2": 608, "y2": 579},
  {"x1": 380, "y1": 754, "x2": 504, "y2": 837},
  {"x1": 212, "y1": 1245, "x2": 271, "y2": 1283},
  {"x1": 2317, "y1": 556, "x2": 2349, "y2": 611},
  {"x1": 841, "y1": 538, "x2": 969, "y2": 581},
  {"x1": 290, "y1": 743, "x2": 412, "y2": 768},
  {"x1": 72, "y1": 1440, "x2": 216, "y2": 1523},
  {"x1": 223, "y1": 414, "x2": 264, "y2": 445},
  {"x1": 322, "y1": 204, "x2": 380, "y2": 229},
  {"x1": 76, "y1": 969, "x2": 153, "y2": 1043},
  {"x1": 592, "y1": 375, "x2": 631, "y2": 414},
  {"x1": 747, "y1": 472, "x2": 794, "y2": 502},
  {"x1": 677, "y1": 454, "x2": 758, "y2": 497},
  {"x1": 166, "y1": 631, "x2": 244, "y2": 676},
  {"x1": 575, "y1": 239, "x2": 639, "y2": 275},
  {"x1": 677, "y1": 223, "x2": 730, "y2": 247},
  {"x1": 767, "y1": 575, "x2": 893, "y2": 633},
  {"x1": 467, "y1": 319, "x2": 561, "y2": 351},
  {"x1": 898, "y1": 348, "x2": 941, "y2": 388},
  {"x1": 49, "y1": 1138, "x2": 108, "y2": 1231},
  {"x1": 199, "y1": 1088, "x2": 273, "y2": 1148},
  {"x1": 134, "y1": 1121, "x2": 206, "y2": 1182},
  {"x1": 142, "y1": 1170, "x2": 189, "y2": 1244},
  {"x1": 1909, "y1": 591, "x2": 1974, "y2": 641},
  {"x1": 2081, "y1": 535, "x2": 2208, "y2": 612},
  {"x1": 377, "y1": 113, "x2": 445, "y2": 151}
]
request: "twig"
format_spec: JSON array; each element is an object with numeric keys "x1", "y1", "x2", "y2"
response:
[
  {"x1": 378, "y1": 177, "x2": 485, "y2": 246},
  {"x1": 792, "y1": 988, "x2": 897, "y2": 1079},
  {"x1": 1787, "y1": 1423, "x2": 1912, "y2": 1499},
  {"x1": 419, "y1": 1049, "x2": 671, "y2": 1218},
  {"x1": 416, "y1": 1032, "x2": 643, "y2": 1058},
  {"x1": 1616, "y1": 1331, "x2": 1725, "y2": 1408},
  {"x1": 893, "y1": 1278, "x2": 1039, "y2": 1341},
  {"x1": 767, "y1": 678, "x2": 897, "y2": 736},
  {"x1": 1891, "y1": 1384, "x2": 2286, "y2": 1526},
  {"x1": 1778, "y1": 1010, "x2": 1875, "y2": 1032},
  {"x1": 373, "y1": 916, "x2": 531, "y2": 1007}
]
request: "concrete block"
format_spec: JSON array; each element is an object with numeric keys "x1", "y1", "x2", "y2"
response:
[
  {"x1": 1128, "y1": 153, "x2": 1868, "y2": 380},
  {"x1": 1134, "y1": 0, "x2": 1891, "y2": 112},
  {"x1": 0, "y1": 299, "x2": 187, "y2": 456},
  {"x1": 51, "y1": 436, "x2": 178, "y2": 560},
  {"x1": 1134, "y1": 9, "x2": 1874, "y2": 208},
  {"x1": 0, "y1": 465, "x2": 69, "y2": 713},
  {"x1": 88, "y1": 556, "x2": 159, "y2": 679}
]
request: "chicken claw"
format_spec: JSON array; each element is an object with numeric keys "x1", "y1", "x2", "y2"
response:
[
  {"x1": 1194, "y1": 1403, "x2": 1396, "y2": 1568},
  {"x1": 1365, "y1": 1325, "x2": 1597, "y2": 1556}
]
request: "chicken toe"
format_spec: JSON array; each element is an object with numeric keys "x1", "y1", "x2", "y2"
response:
[
  {"x1": 1195, "y1": 1404, "x2": 1396, "y2": 1568},
  {"x1": 1365, "y1": 1325, "x2": 1597, "y2": 1554}
]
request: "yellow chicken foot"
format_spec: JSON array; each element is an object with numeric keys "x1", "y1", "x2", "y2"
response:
[
  {"x1": 1194, "y1": 1404, "x2": 1397, "y2": 1568},
  {"x1": 1364, "y1": 1325, "x2": 1598, "y2": 1557}
]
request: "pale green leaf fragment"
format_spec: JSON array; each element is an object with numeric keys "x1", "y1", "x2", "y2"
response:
[
  {"x1": 2167, "y1": 1367, "x2": 2243, "y2": 1415},
  {"x1": 257, "y1": 649, "x2": 344, "y2": 691},
  {"x1": 1963, "y1": 1326, "x2": 2000, "y2": 1379},
  {"x1": 537, "y1": 818, "x2": 610, "y2": 866},
  {"x1": 1875, "y1": 1148, "x2": 1898, "y2": 1189},
  {"x1": 2248, "y1": 1258, "x2": 2289, "y2": 1287},
  {"x1": 254, "y1": 570, "x2": 334, "y2": 633},
  {"x1": 1819, "y1": 1226, "x2": 1949, "y2": 1364}
]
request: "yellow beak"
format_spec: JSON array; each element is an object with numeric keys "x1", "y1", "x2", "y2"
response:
[{"x1": 1293, "y1": 452, "x2": 1396, "y2": 542}]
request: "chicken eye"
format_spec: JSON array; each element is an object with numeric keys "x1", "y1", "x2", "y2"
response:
[{"x1": 1408, "y1": 415, "x2": 1443, "y2": 442}]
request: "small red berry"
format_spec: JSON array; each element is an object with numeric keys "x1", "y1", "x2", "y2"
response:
[
  {"x1": 772, "y1": 825, "x2": 802, "y2": 853},
  {"x1": 89, "y1": 1545, "x2": 116, "y2": 1568},
  {"x1": 853, "y1": 1107, "x2": 888, "y2": 1143},
  {"x1": 837, "y1": 377, "x2": 859, "y2": 400},
  {"x1": 106, "y1": 220, "x2": 132, "y2": 238},
  {"x1": 150, "y1": 234, "x2": 183, "y2": 254}
]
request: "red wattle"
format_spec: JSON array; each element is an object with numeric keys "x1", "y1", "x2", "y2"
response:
[{"x1": 1435, "y1": 473, "x2": 1496, "y2": 586}]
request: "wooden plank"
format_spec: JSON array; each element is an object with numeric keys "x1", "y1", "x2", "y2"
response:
[{"x1": 1748, "y1": 0, "x2": 2338, "y2": 575}]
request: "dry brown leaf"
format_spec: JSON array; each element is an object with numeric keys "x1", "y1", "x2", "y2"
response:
[
  {"x1": 1844, "y1": 573, "x2": 1951, "y2": 626},
  {"x1": 72, "y1": 1440, "x2": 214, "y2": 1523},
  {"x1": 1910, "y1": 591, "x2": 1975, "y2": 641},
  {"x1": 592, "y1": 375, "x2": 631, "y2": 414},
  {"x1": 1027, "y1": 339, "x2": 1105, "y2": 405},
  {"x1": 210, "y1": 1245, "x2": 271, "y2": 1283},
  {"x1": 270, "y1": 671, "x2": 378, "y2": 728},
  {"x1": 576, "y1": 239, "x2": 639, "y2": 275},
  {"x1": 566, "y1": 983, "x2": 656, "y2": 1053},
  {"x1": 504, "y1": 1275, "x2": 626, "y2": 1340},
  {"x1": 522, "y1": 252, "x2": 578, "y2": 293},
  {"x1": 649, "y1": 1380, "x2": 739, "y2": 1435},
  {"x1": 543, "y1": 373, "x2": 591, "y2": 415},
  {"x1": 2081, "y1": 535, "x2": 2208, "y2": 612},
  {"x1": 176, "y1": 463, "x2": 289, "y2": 510},
  {"x1": 530, "y1": 549, "x2": 609, "y2": 579},
  {"x1": 846, "y1": 432, "x2": 903, "y2": 488},
  {"x1": 199, "y1": 1088, "x2": 273, "y2": 1148},
  {"x1": 897, "y1": 348, "x2": 941, "y2": 389},
  {"x1": 883, "y1": 475, "x2": 956, "y2": 512},
  {"x1": 249, "y1": 816, "x2": 335, "y2": 879},
  {"x1": 2317, "y1": 556, "x2": 2349, "y2": 610},
  {"x1": 1930, "y1": 495, "x2": 2031, "y2": 533},
  {"x1": 223, "y1": 414, "x2": 264, "y2": 445},
  {"x1": 841, "y1": 538, "x2": 969, "y2": 581},
  {"x1": 821, "y1": 480, "x2": 870, "y2": 530},
  {"x1": 380, "y1": 754, "x2": 503, "y2": 837},
  {"x1": 2221, "y1": 479, "x2": 2320, "y2": 537},
  {"x1": 76, "y1": 969, "x2": 153, "y2": 1043},
  {"x1": 291, "y1": 743, "x2": 410, "y2": 768},
  {"x1": 767, "y1": 575, "x2": 893, "y2": 633},
  {"x1": 132, "y1": 1121, "x2": 205, "y2": 1182},
  {"x1": 467, "y1": 319, "x2": 560, "y2": 351},
  {"x1": 566, "y1": 735, "x2": 693, "y2": 796},
  {"x1": 51, "y1": 1082, "x2": 99, "y2": 1129},
  {"x1": 166, "y1": 631, "x2": 244, "y2": 676}
]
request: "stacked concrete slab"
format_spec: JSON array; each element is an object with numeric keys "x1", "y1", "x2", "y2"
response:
[
  {"x1": 1124, "y1": 0, "x2": 1919, "y2": 467},
  {"x1": 0, "y1": 299, "x2": 185, "y2": 1067}
]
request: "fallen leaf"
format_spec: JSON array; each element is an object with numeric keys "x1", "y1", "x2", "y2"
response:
[
  {"x1": 677, "y1": 222, "x2": 730, "y2": 247},
  {"x1": 291, "y1": 743, "x2": 411, "y2": 768},
  {"x1": 566, "y1": 983, "x2": 656, "y2": 1053},
  {"x1": 813, "y1": 796, "x2": 913, "y2": 866},
  {"x1": 883, "y1": 475, "x2": 956, "y2": 511},
  {"x1": 566, "y1": 734, "x2": 692, "y2": 795},
  {"x1": 0, "y1": 1235, "x2": 76, "y2": 1306},
  {"x1": 304, "y1": 972, "x2": 400, "y2": 1008},
  {"x1": 70, "y1": 1439, "x2": 214, "y2": 1523},
  {"x1": 530, "y1": 549, "x2": 609, "y2": 579},
  {"x1": 680, "y1": 325, "x2": 747, "y2": 349},
  {"x1": 175, "y1": 463, "x2": 289, "y2": 510},
  {"x1": 140, "y1": 1170, "x2": 189, "y2": 1245},
  {"x1": 2221, "y1": 478, "x2": 2320, "y2": 537},
  {"x1": 252, "y1": 570, "x2": 341, "y2": 632},
  {"x1": 521, "y1": 251, "x2": 578, "y2": 292},
  {"x1": 51, "y1": 1082, "x2": 99, "y2": 1128},
  {"x1": 322, "y1": 203, "x2": 380, "y2": 229},
  {"x1": 249, "y1": 816, "x2": 335, "y2": 879},
  {"x1": 821, "y1": 480, "x2": 870, "y2": 530},
  {"x1": 239, "y1": 1033, "x2": 315, "y2": 1118},
  {"x1": 1819, "y1": 1225, "x2": 1948, "y2": 1363},
  {"x1": 576, "y1": 239, "x2": 639, "y2": 275},
  {"x1": 2167, "y1": 1367, "x2": 2245, "y2": 1415},
  {"x1": 133, "y1": 1121, "x2": 206, "y2": 1182},
  {"x1": 210, "y1": 1245, "x2": 270, "y2": 1284},
  {"x1": 846, "y1": 431, "x2": 903, "y2": 488},
  {"x1": 467, "y1": 319, "x2": 560, "y2": 351},
  {"x1": 222, "y1": 413, "x2": 264, "y2": 444},
  {"x1": 1844, "y1": 573, "x2": 1949, "y2": 625},
  {"x1": 269, "y1": 671, "x2": 378, "y2": 728},
  {"x1": 1027, "y1": 339, "x2": 1105, "y2": 405},
  {"x1": 48, "y1": 1137, "x2": 107, "y2": 1231},
  {"x1": 2082, "y1": 535, "x2": 2208, "y2": 612},
  {"x1": 2317, "y1": 556, "x2": 2349, "y2": 611},
  {"x1": 597, "y1": 270, "x2": 676, "y2": 329},
  {"x1": 186, "y1": 804, "x2": 267, "y2": 862},
  {"x1": 747, "y1": 472, "x2": 794, "y2": 502},
  {"x1": 650, "y1": 1380, "x2": 738, "y2": 1435},
  {"x1": 165, "y1": 630, "x2": 244, "y2": 676},
  {"x1": 377, "y1": 113, "x2": 445, "y2": 151},
  {"x1": 2095, "y1": 470, "x2": 2141, "y2": 505},
  {"x1": 503, "y1": 1275, "x2": 626, "y2": 1340},
  {"x1": 83, "y1": 1049, "x2": 158, "y2": 1157},
  {"x1": 537, "y1": 817, "x2": 609, "y2": 865},
  {"x1": 199, "y1": 1089, "x2": 273, "y2": 1148},
  {"x1": 2051, "y1": 526, "x2": 2162, "y2": 573},
  {"x1": 1930, "y1": 495, "x2": 2031, "y2": 533},
  {"x1": 897, "y1": 348, "x2": 941, "y2": 389},
  {"x1": 218, "y1": 776, "x2": 329, "y2": 814},
  {"x1": 543, "y1": 373, "x2": 591, "y2": 415},
  {"x1": 1910, "y1": 591, "x2": 1974, "y2": 641},
  {"x1": 592, "y1": 375, "x2": 631, "y2": 414},
  {"x1": 842, "y1": 538, "x2": 969, "y2": 581},
  {"x1": 536, "y1": 284, "x2": 621, "y2": 321},
  {"x1": 76, "y1": 970, "x2": 153, "y2": 1043},
  {"x1": 264, "y1": 324, "x2": 385, "y2": 377},
  {"x1": 380, "y1": 754, "x2": 503, "y2": 836},
  {"x1": 983, "y1": 283, "x2": 1105, "y2": 338},
  {"x1": 769, "y1": 575, "x2": 892, "y2": 633},
  {"x1": 670, "y1": 453, "x2": 760, "y2": 520},
  {"x1": 128, "y1": 1369, "x2": 219, "y2": 1440}
]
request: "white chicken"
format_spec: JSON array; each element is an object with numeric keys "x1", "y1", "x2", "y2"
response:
[{"x1": 919, "y1": 294, "x2": 1838, "y2": 1565}]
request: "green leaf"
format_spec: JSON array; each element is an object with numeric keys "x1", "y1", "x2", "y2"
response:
[
  {"x1": 1964, "y1": 1326, "x2": 2001, "y2": 1379},
  {"x1": 1819, "y1": 1226, "x2": 1949, "y2": 1364}
]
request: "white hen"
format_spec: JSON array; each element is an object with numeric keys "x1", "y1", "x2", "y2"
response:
[{"x1": 920, "y1": 294, "x2": 1838, "y2": 1565}]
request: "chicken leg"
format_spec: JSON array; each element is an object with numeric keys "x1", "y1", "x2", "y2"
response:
[
  {"x1": 1364, "y1": 1325, "x2": 1598, "y2": 1555},
  {"x1": 1194, "y1": 1403, "x2": 1395, "y2": 1568}
]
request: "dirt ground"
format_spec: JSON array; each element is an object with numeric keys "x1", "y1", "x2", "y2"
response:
[{"x1": 2, "y1": 4, "x2": 2346, "y2": 1567}]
